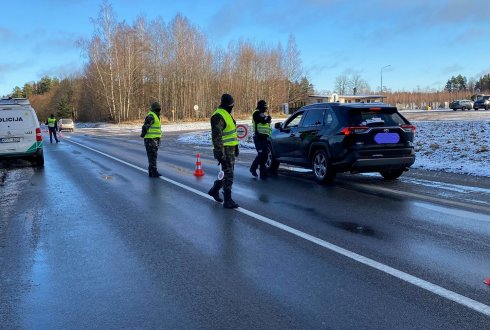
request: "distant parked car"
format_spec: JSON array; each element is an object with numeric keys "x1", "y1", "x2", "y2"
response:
[
  {"x1": 58, "y1": 118, "x2": 75, "y2": 131},
  {"x1": 449, "y1": 99, "x2": 473, "y2": 111},
  {"x1": 473, "y1": 95, "x2": 490, "y2": 110}
]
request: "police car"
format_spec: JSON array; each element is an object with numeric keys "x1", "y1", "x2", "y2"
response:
[{"x1": 0, "y1": 98, "x2": 44, "y2": 167}]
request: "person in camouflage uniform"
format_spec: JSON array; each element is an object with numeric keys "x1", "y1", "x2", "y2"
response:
[
  {"x1": 141, "y1": 101, "x2": 163, "y2": 177},
  {"x1": 208, "y1": 93, "x2": 240, "y2": 209}
]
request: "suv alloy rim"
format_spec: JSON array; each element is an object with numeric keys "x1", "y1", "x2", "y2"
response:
[{"x1": 313, "y1": 152, "x2": 327, "y2": 178}]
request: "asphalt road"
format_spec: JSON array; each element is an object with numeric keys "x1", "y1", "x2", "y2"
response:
[{"x1": 1, "y1": 127, "x2": 490, "y2": 329}]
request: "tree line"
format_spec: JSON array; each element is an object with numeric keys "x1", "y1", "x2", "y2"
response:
[{"x1": 8, "y1": 3, "x2": 311, "y2": 122}]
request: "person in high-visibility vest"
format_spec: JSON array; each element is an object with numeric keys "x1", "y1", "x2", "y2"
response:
[
  {"x1": 45, "y1": 114, "x2": 59, "y2": 143},
  {"x1": 140, "y1": 101, "x2": 163, "y2": 177},
  {"x1": 208, "y1": 93, "x2": 240, "y2": 209},
  {"x1": 249, "y1": 100, "x2": 271, "y2": 179}
]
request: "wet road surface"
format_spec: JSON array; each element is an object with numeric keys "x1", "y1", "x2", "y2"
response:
[{"x1": 1, "y1": 128, "x2": 490, "y2": 329}]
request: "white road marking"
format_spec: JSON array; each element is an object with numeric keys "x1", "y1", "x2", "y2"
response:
[
  {"x1": 413, "y1": 202, "x2": 490, "y2": 222},
  {"x1": 344, "y1": 181, "x2": 490, "y2": 214},
  {"x1": 361, "y1": 173, "x2": 490, "y2": 195},
  {"x1": 66, "y1": 138, "x2": 490, "y2": 317}
]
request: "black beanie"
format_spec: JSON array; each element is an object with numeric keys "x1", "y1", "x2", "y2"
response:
[
  {"x1": 257, "y1": 100, "x2": 268, "y2": 111},
  {"x1": 220, "y1": 94, "x2": 234, "y2": 109}
]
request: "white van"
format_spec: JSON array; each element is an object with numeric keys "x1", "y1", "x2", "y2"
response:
[{"x1": 0, "y1": 98, "x2": 44, "y2": 167}]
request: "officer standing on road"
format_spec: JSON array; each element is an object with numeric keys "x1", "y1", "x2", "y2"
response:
[
  {"x1": 141, "y1": 101, "x2": 162, "y2": 178},
  {"x1": 208, "y1": 93, "x2": 240, "y2": 209},
  {"x1": 45, "y1": 114, "x2": 59, "y2": 144},
  {"x1": 249, "y1": 100, "x2": 271, "y2": 179}
]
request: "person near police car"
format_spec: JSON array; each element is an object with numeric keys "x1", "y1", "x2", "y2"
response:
[
  {"x1": 45, "y1": 114, "x2": 59, "y2": 143},
  {"x1": 141, "y1": 101, "x2": 163, "y2": 178},
  {"x1": 208, "y1": 93, "x2": 240, "y2": 209},
  {"x1": 249, "y1": 100, "x2": 271, "y2": 179}
]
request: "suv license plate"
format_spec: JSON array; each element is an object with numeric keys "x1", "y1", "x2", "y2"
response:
[
  {"x1": 0, "y1": 137, "x2": 21, "y2": 143},
  {"x1": 374, "y1": 132, "x2": 400, "y2": 144}
]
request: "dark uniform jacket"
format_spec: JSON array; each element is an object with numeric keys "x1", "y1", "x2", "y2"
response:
[
  {"x1": 252, "y1": 110, "x2": 271, "y2": 140},
  {"x1": 141, "y1": 113, "x2": 161, "y2": 144}
]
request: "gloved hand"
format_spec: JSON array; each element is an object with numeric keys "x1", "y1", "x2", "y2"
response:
[
  {"x1": 234, "y1": 145, "x2": 239, "y2": 157},
  {"x1": 265, "y1": 116, "x2": 272, "y2": 123},
  {"x1": 213, "y1": 148, "x2": 225, "y2": 163}
]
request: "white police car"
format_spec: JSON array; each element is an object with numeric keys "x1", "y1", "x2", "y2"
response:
[{"x1": 0, "y1": 98, "x2": 44, "y2": 167}]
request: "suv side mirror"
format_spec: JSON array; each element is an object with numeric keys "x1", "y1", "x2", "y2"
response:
[{"x1": 274, "y1": 122, "x2": 282, "y2": 129}]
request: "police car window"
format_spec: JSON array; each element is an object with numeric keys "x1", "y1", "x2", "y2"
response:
[
  {"x1": 285, "y1": 111, "x2": 304, "y2": 128},
  {"x1": 301, "y1": 109, "x2": 324, "y2": 127}
]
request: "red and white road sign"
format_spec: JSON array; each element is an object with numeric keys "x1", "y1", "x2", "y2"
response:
[{"x1": 236, "y1": 124, "x2": 249, "y2": 140}]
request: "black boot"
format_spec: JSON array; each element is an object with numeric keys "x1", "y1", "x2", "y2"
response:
[
  {"x1": 259, "y1": 165, "x2": 268, "y2": 179},
  {"x1": 250, "y1": 160, "x2": 259, "y2": 177},
  {"x1": 208, "y1": 180, "x2": 223, "y2": 202},
  {"x1": 223, "y1": 190, "x2": 239, "y2": 209},
  {"x1": 149, "y1": 170, "x2": 161, "y2": 177}
]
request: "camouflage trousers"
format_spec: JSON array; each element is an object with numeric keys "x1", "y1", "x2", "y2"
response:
[
  {"x1": 144, "y1": 138, "x2": 159, "y2": 174},
  {"x1": 221, "y1": 146, "x2": 236, "y2": 192}
]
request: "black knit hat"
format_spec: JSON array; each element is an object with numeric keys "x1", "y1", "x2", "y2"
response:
[
  {"x1": 151, "y1": 101, "x2": 161, "y2": 112},
  {"x1": 220, "y1": 94, "x2": 234, "y2": 108},
  {"x1": 257, "y1": 100, "x2": 268, "y2": 110}
]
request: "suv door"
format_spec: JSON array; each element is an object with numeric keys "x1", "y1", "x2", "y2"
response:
[
  {"x1": 273, "y1": 110, "x2": 305, "y2": 159},
  {"x1": 295, "y1": 107, "x2": 325, "y2": 163}
]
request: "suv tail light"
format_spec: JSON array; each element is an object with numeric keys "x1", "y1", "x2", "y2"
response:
[
  {"x1": 340, "y1": 126, "x2": 369, "y2": 135},
  {"x1": 36, "y1": 128, "x2": 43, "y2": 141},
  {"x1": 400, "y1": 124, "x2": 416, "y2": 133}
]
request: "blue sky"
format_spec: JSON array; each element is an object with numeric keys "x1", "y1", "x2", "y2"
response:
[{"x1": 1, "y1": 0, "x2": 489, "y2": 97}]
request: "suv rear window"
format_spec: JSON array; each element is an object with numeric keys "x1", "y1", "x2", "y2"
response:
[{"x1": 346, "y1": 108, "x2": 407, "y2": 127}]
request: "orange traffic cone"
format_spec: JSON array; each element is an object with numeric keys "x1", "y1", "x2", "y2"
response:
[
  {"x1": 484, "y1": 277, "x2": 490, "y2": 286},
  {"x1": 193, "y1": 153, "x2": 205, "y2": 177}
]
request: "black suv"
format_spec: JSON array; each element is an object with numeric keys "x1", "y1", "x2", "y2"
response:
[{"x1": 266, "y1": 103, "x2": 416, "y2": 183}]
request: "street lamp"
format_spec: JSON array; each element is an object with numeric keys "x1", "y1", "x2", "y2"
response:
[{"x1": 380, "y1": 65, "x2": 391, "y2": 93}]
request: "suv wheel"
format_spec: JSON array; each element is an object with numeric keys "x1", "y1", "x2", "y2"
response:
[
  {"x1": 380, "y1": 169, "x2": 404, "y2": 180},
  {"x1": 265, "y1": 144, "x2": 280, "y2": 173},
  {"x1": 312, "y1": 149, "x2": 335, "y2": 183}
]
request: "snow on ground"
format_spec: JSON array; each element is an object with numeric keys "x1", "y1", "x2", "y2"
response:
[
  {"x1": 413, "y1": 121, "x2": 490, "y2": 176},
  {"x1": 76, "y1": 118, "x2": 490, "y2": 177}
]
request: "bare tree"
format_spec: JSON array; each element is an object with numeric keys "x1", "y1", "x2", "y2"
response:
[{"x1": 334, "y1": 75, "x2": 349, "y2": 95}]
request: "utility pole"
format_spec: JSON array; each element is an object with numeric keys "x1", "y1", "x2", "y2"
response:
[{"x1": 381, "y1": 65, "x2": 391, "y2": 93}]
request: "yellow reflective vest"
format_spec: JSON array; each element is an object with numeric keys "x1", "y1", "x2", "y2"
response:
[
  {"x1": 252, "y1": 110, "x2": 271, "y2": 136},
  {"x1": 212, "y1": 108, "x2": 238, "y2": 146},
  {"x1": 47, "y1": 117, "x2": 56, "y2": 128},
  {"x1": 144, "y1": 111, "x2": 162, "y2": 139}
]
